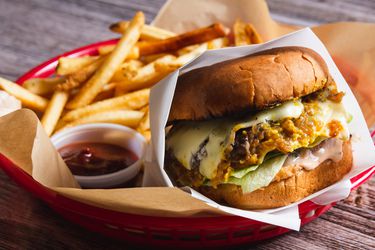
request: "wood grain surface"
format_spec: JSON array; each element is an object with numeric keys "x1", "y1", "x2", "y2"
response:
[{"x1": 0, "y1": 0, "x2": 374, "y2": 249}]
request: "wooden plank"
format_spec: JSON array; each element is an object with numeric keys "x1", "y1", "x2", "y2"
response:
[
  {"x1": 267, "y1": 0, "x2": 375, "y2": 26},
  {"x1": 0, "y1": 0, "x2": 374, "y2": 249}
]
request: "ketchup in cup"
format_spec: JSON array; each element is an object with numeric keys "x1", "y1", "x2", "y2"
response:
[{"x1": 59, "y1": 142, "x2": 138, "y2": 176}]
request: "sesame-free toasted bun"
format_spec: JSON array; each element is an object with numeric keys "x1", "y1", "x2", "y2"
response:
[
  {"x1": 168, "y1": 46, "x2": 329, "y2": 123},
  {"x1": 199, "y1": 140, "x2": 352, "y2": 210}
]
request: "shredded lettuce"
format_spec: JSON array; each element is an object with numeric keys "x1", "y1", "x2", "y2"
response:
[{"x1": 226, "y1": 155, "x2": 288, "y2": 193}]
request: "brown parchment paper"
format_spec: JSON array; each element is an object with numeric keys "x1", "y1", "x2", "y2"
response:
[
  {"x1": 0, "y1": 0, "x2": 374, "y2": 217},
  {"x1": 312, "y1": 22, "x2": 375, "y2": 126}
]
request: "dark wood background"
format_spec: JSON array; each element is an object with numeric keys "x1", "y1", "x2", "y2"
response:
[{"x1": 0, "y1": 0, "x2": 374, "y2": 249}]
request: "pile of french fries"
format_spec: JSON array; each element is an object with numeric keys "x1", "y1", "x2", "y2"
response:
[{"x1": 0, "y1": 12, "x2": 262, "y2": 140}]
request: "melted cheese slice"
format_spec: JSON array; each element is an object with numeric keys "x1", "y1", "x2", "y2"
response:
[
  {"x1": 232, "y1": 100, "x2": 304, "y2": 132},
  {"x1": 166, "y1": 119, "x2": 232, "y2": 176}
]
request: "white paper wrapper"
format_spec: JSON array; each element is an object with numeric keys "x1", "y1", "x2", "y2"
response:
[{"x1": 145, "y1": 28, "x2": 375, "y2": 230}]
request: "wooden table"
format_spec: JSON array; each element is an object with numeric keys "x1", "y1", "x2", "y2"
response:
[{"x1": 0, "y1": 0, "x2": 374, "y2": 249}]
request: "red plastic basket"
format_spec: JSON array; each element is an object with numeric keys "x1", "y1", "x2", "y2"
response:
[{"x1": 1, "y1": 40, "x2": 374, "y2": 248}]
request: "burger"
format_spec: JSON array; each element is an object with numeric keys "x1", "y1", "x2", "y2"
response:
[{"x1": 164, "y1": 46, "x2": 352, "y2": 209}]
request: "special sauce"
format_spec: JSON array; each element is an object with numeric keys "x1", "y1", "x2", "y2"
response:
[
  {"x1": 283, "y1": 138, "x2": 343, "y2": 171},
  {"x1": 59, "y1": 142, "x2": 138, "y2": 176}
]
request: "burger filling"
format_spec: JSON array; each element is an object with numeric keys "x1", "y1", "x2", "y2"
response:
[{"x1": 165, "y1": 85, "x2": 351, "y2": 193}]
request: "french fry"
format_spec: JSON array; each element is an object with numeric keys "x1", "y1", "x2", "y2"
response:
[
  {"x1": 0, "y1": 77, "x2": 48, "y2": 111},
  {"x1": 245, "y1": 23, "x2": 263, "y2": 44},
  {"x1": 93, "y1": 83, "x2": 117, "y2": 102},
  {"x1": 102, "y1": 82, "x2": 117, "y2": 92},
  {"x1": 55, "y1": 119, "x2": 68, "y2": 132},
  {"x1": 141, "y1": 53, "x2": 170, "y2": 64},
  {"x1": 139, "y1": 105, "x2": 148, "y2": 113},
  {"x1": 115, "y1": 55, "x2": 176, "y2": 95},
  {"x1": 62, "y1": 88, "x2": 149, "y2": 122},
  {"x1": 110, "y1": 21, "x2": 176, "y2": 41},
  {"x1": 173, "y1": 43, "x2": 208, "y2": 66},
  {"x1": 116, "y1": 67, "x2": 173, "y2": 95},
  {"x1": 139, "y1": 25, "x2": 175, "y2": 41},
  {"x1": 97, "y1": 45, "x2": 115, "y2": 55},
  {"x1": 98, "y1": 45, "x2": 139, "y2": 59},
  {"x1": 137, "y1": 23, "x2": 229, "y2": 56},
  {"x1": 154, "y1": 43, "x2": 208, "y2": 70},
  {"x1": 139, "y1": 130, "x2": 151, "y2": 141},
  {"x1": 108, "y1": 23, "x2": 228, "y2": 56},
  {"x1": 207, "y1": 37, "x2": 230, "y2": 49},
  {"x1": 56, "y1": 56, "x2": 99, "y2": 75},
  {"x1": 66, "y1": 12, "x2": 145, "y2": 109},
  {"x1": 138, "y1": 106, "x2": 150, "y2": 131},
  {"x1": 233, "y1": 19, "x2": 262, "y2": 46},
  {"x1": 132, "y1": 55, "x2": 175, "y2": 80},
  {"x1": 60, "y1": 110, "x2": 144, "y2": 131},
  {"x1": 23, "y1": 77, "x2": 65, "y2": 96},
  {"x1": 111, "y1": 59, "x2": 143, "y2": 82},
  {"x1": 41, "y1": 91, "x2": 69, "y2": 136},
  {"x1": 137, "y1": 106, "x2": 151, "y2": 141},
  {"x1": 233, "y1": 19, "x2": 251, "y2": 46},
  {"x1": 176, "y1": 44, "x2": 200, "y2": 56},
  {"x1": 57, "y1": 56, "x2": 105, "y2": 91}
]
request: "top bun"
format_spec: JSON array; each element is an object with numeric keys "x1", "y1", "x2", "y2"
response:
[{"x1": 168, "y1": 46, "x2": 330, "y2": 123}]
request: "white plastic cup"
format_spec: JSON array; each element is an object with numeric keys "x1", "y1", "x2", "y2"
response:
[{"x1": 51, "y1": 123, "x2": 147, "y2": 188}]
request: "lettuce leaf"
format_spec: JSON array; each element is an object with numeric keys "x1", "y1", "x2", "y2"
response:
[
  {"x1": 230, "y1": 165, "x2": 259, "y2": 178},
  {"x1": 226, "y1": 155, "x2": 287, "y2": 193},
  {"x1": 230, "y1": 151, "x2": 283, "y2": 178}
]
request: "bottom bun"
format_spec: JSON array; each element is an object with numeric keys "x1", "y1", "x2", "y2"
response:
[{"x1": 199, "y1": 140, "x2": 353, "y2": 210}]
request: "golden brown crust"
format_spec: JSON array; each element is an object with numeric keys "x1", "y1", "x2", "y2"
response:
[
  {"x1": 168, "y1": 46, "x2": 329, "y2": 123},
  {"x1": 199, "y1": 141, "x2": 352, "y2": 210}
]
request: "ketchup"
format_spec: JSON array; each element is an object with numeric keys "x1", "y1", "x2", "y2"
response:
[{"x1": 59, "y1": 142, "x2": 138, "y2": 176}]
